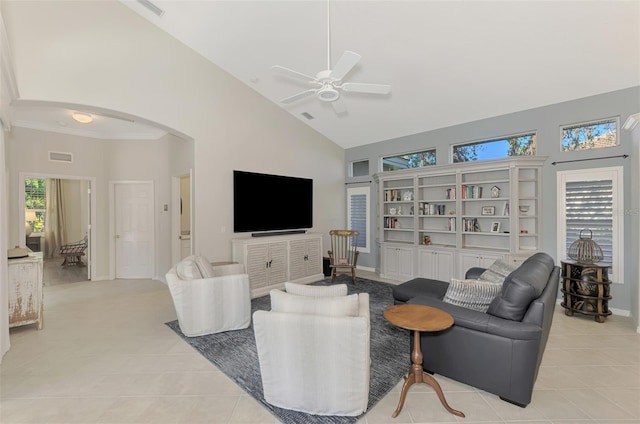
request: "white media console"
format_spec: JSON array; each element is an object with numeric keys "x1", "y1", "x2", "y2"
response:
[{"x1": 231, "y1": 232, "x2": 324, "y2": 298}]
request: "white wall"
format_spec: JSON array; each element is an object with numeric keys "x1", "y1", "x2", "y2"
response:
[
  {"x1": 6, "y1": 127, "x2": 181, "y2": 279},
  {"x1": 2, "y1": 1, "x2": 344, "y2": 273}
]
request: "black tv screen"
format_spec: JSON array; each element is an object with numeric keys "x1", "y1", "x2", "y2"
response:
[{"x1": 233, "y1": 170, "x2": 313, "y2": 234}]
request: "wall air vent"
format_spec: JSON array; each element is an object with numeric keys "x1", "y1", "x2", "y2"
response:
[
  {"x1": 137, "y1": 0, "x2": 165, "y2": 17},
  {"x1": 49, "y1": 151, "x2": 73, "y2": 163},
  {"x1": 301, "y1": 112, "x2": 315, "y2": 120}
]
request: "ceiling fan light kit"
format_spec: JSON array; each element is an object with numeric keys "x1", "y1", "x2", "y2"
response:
[{"x1": 272, "y1": 0, "x2": 390, "y2": 114}]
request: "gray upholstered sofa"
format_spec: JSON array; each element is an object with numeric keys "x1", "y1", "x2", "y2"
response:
[{"x1": 392, "y1": 252, "x2": 560, "y2": 407}]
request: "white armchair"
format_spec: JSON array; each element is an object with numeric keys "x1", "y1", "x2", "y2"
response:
[
  {"x1": 253, "y1": 283, "x2": 370, "y2": 416},
  {"x1": 165, "y1": 255, "x2": 251, "y2": 337}
]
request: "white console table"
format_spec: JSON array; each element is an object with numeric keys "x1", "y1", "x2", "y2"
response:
[
  {"x1": 232, "y1": 233, "x2": 323, "y2": 298},
  {"x1": 8, "y1": 253, "x2": 44, "y2": 329}
]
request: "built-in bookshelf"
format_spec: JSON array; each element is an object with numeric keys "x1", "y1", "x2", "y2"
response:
[{"x1": 374, "y1": 156, "x2": 546, "y2": 280}]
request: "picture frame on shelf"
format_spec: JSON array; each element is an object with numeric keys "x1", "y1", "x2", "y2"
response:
[
  {"x1": 491, "y1": 222, "x2": 501, "y2": 233},
  {"x1": 481, "y1": 206, "x2": 495, "y2": 216}
]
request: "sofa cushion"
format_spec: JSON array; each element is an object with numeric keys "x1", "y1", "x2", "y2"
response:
[
  {"x1": 479, "y1": 259, "x2": 518, "y2": 284},
  {"x1": 442, "y1": 278, "x2": 503, "y2": 312},
  {"x1": 487, "y1": 252, "x2": 555, "y2": 321},
  {"x1": 284, "y1": 282, "x2": 348, "y2": 297},
  {"x1": 270, "y1": 289, "x2": 359, "y2": 317},
  {"x1": 392, "y1": 278, "x2": 450, "y2": 303}
]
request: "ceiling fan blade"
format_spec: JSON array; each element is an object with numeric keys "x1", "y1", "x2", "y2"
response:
[
  {"x1": 341, "y1": 82, "x2": 391, "y2": 95},
  {"x1": 331, "y1": 98, "x2": 347, "y2": 114},
  {"x1": 271, "y1": 65, "x2": 317, "y2": 83},
  {"x1": 280, "y1": 89, "x2": 318, "y2": 104},
  {"x1": 330, "y1": 50, "x2": 361, "y2": 81}
]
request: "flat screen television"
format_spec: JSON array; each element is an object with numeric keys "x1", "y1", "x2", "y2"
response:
[{"x1": 233, "y1": 170, "x2": 313, "y2": 235}]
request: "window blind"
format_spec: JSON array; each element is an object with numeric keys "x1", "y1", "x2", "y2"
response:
[
  {"x1": 564, "y1": 179, "x2": 613, "y2": 266},
  {"x1": 349, "y1": 193, "x2": 367, "y2": 248}
]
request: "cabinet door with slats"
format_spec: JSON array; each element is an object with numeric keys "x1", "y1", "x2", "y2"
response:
[
  {"x1": 246, "y1": 243, "x2": 269, "y2": 290},
  {"x1": 288, "y1": 239, "x2": 308, "y2": 281},
  {"x1": 267, "y1": 241, "x2": 288, "y2": 285}
]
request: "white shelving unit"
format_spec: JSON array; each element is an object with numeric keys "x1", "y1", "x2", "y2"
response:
[{"x1": 374, "y1": 157, "x2": 546, "y2": 280}]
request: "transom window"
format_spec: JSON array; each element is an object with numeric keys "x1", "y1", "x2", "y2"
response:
[
  {"x1": 561, "y1": 118, "x2": 618, "y2": 152},
  {"x1": 350, "y1": 160, "x2": 369, "y2": 177},
  {"x1": 382, "y1": 149, "x2": 436, "y2": 171},
  {"x1": 452, "y1": 133, "x2": 536, "y2": 163}
]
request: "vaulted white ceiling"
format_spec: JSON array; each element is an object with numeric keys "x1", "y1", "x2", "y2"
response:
[{"x1": 10, "y1": 1, "x2": 640, "y2": 148}]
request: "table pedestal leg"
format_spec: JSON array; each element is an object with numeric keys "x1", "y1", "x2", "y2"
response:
[{"x1": 392, "y1": 330, "x2": 465, "y2": 418}]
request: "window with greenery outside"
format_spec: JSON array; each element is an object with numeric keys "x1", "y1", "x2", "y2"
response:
[
  {"x1": 452, "y1": 133, "x2": 536, "y2": 163},
  {"x1": 561, "y1": 118, "x2": 618, "y2": 152},
  {"x1": 25, "y1": 178, "x2": 46, "y2": 234},
  {"x1": 382, "y1": 149, "x2": 436, "y2": 171}
]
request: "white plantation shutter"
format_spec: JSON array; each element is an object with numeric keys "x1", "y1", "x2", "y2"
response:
[
  {"x1": 565, "y1": 180, "x2": 613, "y2": 265},
  {"x1": 347, "y1": 187, "x2": 370, "y2": 253},
  {"x1": 557, "y1": 167, "x2": 623, "y2": 283}
]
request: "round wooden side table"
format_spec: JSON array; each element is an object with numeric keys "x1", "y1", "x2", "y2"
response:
[{"x1": 383, "y1": 303, "x2": 465, "y2": 419}]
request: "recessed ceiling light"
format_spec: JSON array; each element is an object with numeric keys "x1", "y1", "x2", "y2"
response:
[{"x1": 72, "y1": 112, "x2": 93, "y2": 124}]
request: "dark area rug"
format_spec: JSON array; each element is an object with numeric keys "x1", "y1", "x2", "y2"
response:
[{"x1": 165, "y1": 275, "x2": 410, "y2": 423}]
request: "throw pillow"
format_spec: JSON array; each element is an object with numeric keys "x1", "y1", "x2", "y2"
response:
[
  {"x1": 442, "y1": 278, "x2": 503, "y2": 312},
  {"x1": 479, "y1": 259, "x2": 518, "y2": 284},
  {"x1": 270, "y1": 289, "x2": 359, "y2": 317},
  {"x1": 284, "y1": 282, "x2": 348, "y2": 297},
  {"x1": 176, "y1": 255, "x2": 202, "y2": 280},
  {"x1": 193, "y1": 255, "x2": 215, "y2": 278}
]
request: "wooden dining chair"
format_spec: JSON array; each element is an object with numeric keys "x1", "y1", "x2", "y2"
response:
[{"x1": 328, "y1": 230, "x2": 359, "y2": 283}]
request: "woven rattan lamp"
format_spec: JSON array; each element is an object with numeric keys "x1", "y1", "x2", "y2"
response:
[{"x1": 567, "y1": 229, "x2": 604, "y2": 264}]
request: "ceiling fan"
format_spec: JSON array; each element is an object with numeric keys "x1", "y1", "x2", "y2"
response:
[{"x1": 271, "y1": 1, "x2": 391, "y2": 114}]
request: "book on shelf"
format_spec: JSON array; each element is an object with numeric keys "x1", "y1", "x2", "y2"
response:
[
  {"x1": 448, "y1": 217, "x2": 456, "y2": 231},
  {"x1": 503, "y1": 201, "x2": 510, "y2": 216},
  {"x1": 420, "y1": 203, "x2": 446, "y2": 215},
  {"x1": 462, "y1": 217, "x2": 479, "y2": 232},
  {"x1": 461, "y1": 185, "x2": 483, "y2": 199},
  {"x1": 445, "y1": 187, "x2": 456, "y2": 199}
]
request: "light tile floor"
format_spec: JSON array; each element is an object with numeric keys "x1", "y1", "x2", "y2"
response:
[{"x1": 1, "y1": 271, "x2": 639, "y2": 423}]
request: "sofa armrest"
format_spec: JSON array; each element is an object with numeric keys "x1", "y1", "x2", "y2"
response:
[
  {"x1": 465, "y1": 267, "x2": 486, "y2": 279},
  {"x1": 408, "y1": 295, "x2": 542, "y2": 340}
]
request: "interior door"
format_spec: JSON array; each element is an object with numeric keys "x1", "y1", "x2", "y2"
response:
[{"x1": 114, "y1": 182, "x2": 155, "y2": 278}]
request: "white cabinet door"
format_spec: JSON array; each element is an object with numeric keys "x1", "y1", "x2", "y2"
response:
[
  {"x1": 266, "y1": 241, "x2": 288, "y2": 285},
  {"x1": 305, "y1": 237, "x2": 322, "y2": 276},
  {"x1": 246, "y1": 243, "x2": 270, "y2": 290},
  {"x1": 417, "y1": 248, "x2": 454, "y2": 282},
  {"x1": 457, "y1": 250, "x2": 504, "y2": 278},
  {"x1": 382, "y1": 244, "x2": 414, "y2": 281},
  {"x1": 289, "y1": 237, "x2": 322, "y2": 281}
]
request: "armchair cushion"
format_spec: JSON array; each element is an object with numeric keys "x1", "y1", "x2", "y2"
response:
[
  {"x1": 270, "y1": 289, "x2": 359, "y2": 317},
  {"x1": 176, "y1": 255, "x2": 202, "y2": 280},
  {"x1": 176, "y1": 254, "x2": 217, "y2": 280},
  {"x1": 442, "y1": 278, "x2": 503, "y2": 312},
  {"x1": 284, "y1": 282, "x2": 348, "y2": 297}
]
